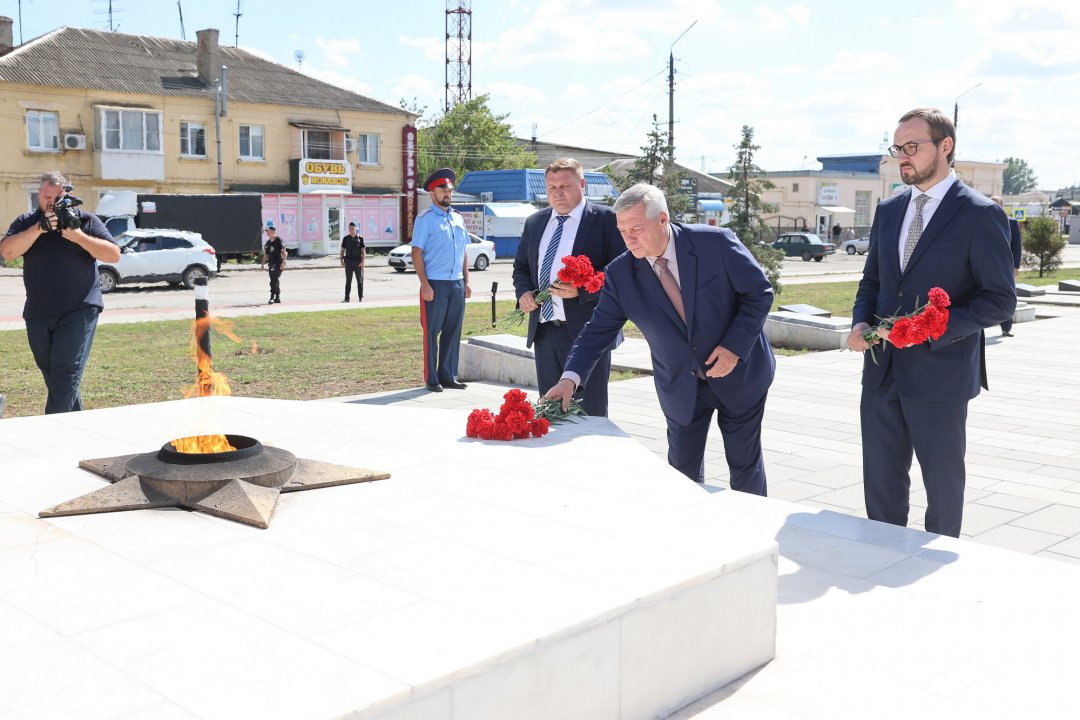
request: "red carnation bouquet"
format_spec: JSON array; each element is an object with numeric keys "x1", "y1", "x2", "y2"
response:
[
  {"x1": 501, "y1": 254, "x2": 605, "y2": 327},
  {"x1": 466, "y1": 388, "x2": 585, "y2": 441},
  {"x1": 862, "y1": 287, "x2": 951, "y2": 364}
]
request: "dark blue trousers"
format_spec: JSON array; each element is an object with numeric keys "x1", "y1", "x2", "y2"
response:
[
  {"x1": 25, "y1": 305, "x2": 100, "y2": 414},
  {"x1": 861, "y1": 370, "x2": 968, "y2": 537},
  {"x1": 534, "y1": 321, "x2": 611, "y2": 417},
  {"x1": 666, "y1": 379, "x2": 768, "y2": 495},
  {"x1": 420, "y1": 279, "x2": 464, "y2": 386}
]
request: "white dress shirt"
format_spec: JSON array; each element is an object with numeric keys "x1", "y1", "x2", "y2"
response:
[
  {"x1": 897, "y1": 170, "x2": 957, "y2": 268},
  {"x1": 537, "y1": 197, "x2": 585, "y2": 323}
]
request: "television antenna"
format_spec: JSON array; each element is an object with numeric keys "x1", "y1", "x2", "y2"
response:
[
  {"x1": 294, "y1": 50, "x2": 305, "y2": 69},
  {"x1": 94, "y1": 0, "x2": 124, "y2": 32},
  {"x1": 177, "y1": 0, "x2": 186, "y2": 40},
  {"x1": 233, "y1": 0, "x2": 242, "y2": 47}
]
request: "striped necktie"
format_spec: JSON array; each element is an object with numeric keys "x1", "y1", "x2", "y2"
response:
[
  {"x1": 539, "y1": 215, "x2": 568, "y2": 321},
  {"x1": 901, "y1": 194, "x2": 930, "y2": 271}
]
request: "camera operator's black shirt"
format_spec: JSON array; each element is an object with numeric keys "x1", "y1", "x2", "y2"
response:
[{"x1": 4, "y1": 210, "x2": 113, "y2": 320}]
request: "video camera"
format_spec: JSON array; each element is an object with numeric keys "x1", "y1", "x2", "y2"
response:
[{"x1": 39, "y1": 185, "x2": 84, "y2": 232}]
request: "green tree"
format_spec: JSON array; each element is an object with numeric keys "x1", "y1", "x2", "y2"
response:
[
  {"x1": 414, "y1": 95, "x2": 536, "y2": 181},
  {"x1": 1002, "y1": 157, "x2": 1039, "y2": 195},
  {"x1": 1022, "y1": 215, "x2": 1067, "y2": 277},
  {"x1": 726, "y1": 125, "x2": 783, "y2": 292},
  {"x1": 607, "y1": 115, "x2": 689, "y2": 217}
]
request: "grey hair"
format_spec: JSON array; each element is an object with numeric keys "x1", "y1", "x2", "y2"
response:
[
  {"x1": 613, "y1": 183, "x2": 668, "y2": 219},
  {"x1": 39, "y1": 171, "x2": 68, "y2": 187}
]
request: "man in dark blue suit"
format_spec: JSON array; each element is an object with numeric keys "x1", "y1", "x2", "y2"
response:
[
  {"x1": 544, "y1": 183, "x2": 775, "y2": 494},
  {"x1": 512, "y1": 158, "x2": 625, "y2": 416},
  {"x1": 847, "y1": 107, "x2": 1016, "y2": 537},
  {"x1": 991, "y1": 195, "x2": 1024, "y2": 337}
]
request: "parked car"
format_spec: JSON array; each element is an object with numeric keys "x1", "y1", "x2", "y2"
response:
[
  {"x1": 839, "y1": 234, "x2": 870, "y2": 255},
  {"x1": 97, "y1": 229, "x2": 217, "y2": 293},
  {"x1": 772, "y1": 233, "x2": 836, "y2": 262},
  {"x1": 388, "y1": 233, "x2": 495, "y2": 273}
]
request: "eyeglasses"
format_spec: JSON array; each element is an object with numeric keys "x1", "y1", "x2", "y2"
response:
[{"x1": 887, "y1": 138, "x2": 943, "y2": 158}]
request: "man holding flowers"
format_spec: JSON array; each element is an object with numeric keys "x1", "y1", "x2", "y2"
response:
[
  {"x1": 846, "y1": 107, "x2": 1016, "y2": 537},
  {"x1": 512, "y1": 158, "x2": 625, "y2": 415}
]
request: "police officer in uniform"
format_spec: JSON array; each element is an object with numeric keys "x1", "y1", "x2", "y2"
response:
[
  {"x1": 260, "y1": 221, "x2": 286, "y2": 304},
  {"x1": 340, "y1": 222, "x2": 365, "y2": 302},
  {"x1": 411, "y1": 168, "x2": 471, "y2": 392}
]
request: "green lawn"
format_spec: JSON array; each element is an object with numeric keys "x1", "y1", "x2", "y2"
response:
[{"x1": 2, "y1": 269, "x2": 1074, "y2": 418}]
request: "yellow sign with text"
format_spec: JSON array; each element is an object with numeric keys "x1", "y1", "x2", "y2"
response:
[{"x1": 298, "y1": 158, "x2": 353, "y2": 194}]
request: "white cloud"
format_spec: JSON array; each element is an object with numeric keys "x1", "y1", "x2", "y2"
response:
[
  {"x1": 786, "y1": 4, "x2": 811, "y2": 25},
  {"x1": 481, "y1": 82, "x2": 545, "y2": 103},
  {"x1": 312, "y1": 37, "x2": 362, "y2": 69}
]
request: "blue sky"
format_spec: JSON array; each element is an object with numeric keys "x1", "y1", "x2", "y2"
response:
[{"x1": 7, "y1": 0, "x2": 1079, "y2": 189}]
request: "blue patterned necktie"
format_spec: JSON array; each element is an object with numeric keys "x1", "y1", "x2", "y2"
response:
[{"x1": 539, "y1": 215, "x2": 568, "y2": 321}]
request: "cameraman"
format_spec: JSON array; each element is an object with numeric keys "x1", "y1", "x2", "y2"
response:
[{"x1": 1, "y1": 171, "x2": 119, "y2": 414}]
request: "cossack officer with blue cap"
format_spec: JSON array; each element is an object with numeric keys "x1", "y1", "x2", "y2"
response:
[{"x1": 411, "y1": 168, "x2": 471, "y2": 392}]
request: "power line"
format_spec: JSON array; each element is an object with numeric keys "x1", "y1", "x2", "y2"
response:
[{"x1": 536, "y1": 67, "x2": 668, "y2": 141}]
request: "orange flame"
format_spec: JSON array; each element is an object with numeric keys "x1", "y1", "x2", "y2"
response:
[
  {"x1": 171, "y1": 434, "x2": 237, "y2": 454},
  {"x1": 177, "y1": 315, "x2": 240, "y2": 453}
]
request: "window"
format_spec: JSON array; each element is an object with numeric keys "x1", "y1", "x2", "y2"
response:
[
  {"x1": 855, "y1": 191, "x2": 871, "y2": 227},
  {"x1": 99, "y1": 108, "x2": 162, "y2": 152},
  {"x1": 180, "y1": 121, "x2": 207, "y2": 157},
  {"x1": 239, "y1": 125, "x2": 264, "y2": 160},
  {"x1": 792, "y1": 182, "x2": 799, "y2": 193},
  {"x1": 303, "y1": 130, "x2": 332, "y2": 159},
  {"x1": 27, "y1": 111, "x2": 60, "y2": 151},
  {"x1": 357, "y1": 133, "x2": 380, "y2": 165},
  {"x1": 158, "y1": 237, "x2": 193, "y2": 250}
]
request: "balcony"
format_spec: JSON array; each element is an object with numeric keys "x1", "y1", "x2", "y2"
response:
[{"x1": 94, "y1": 151, "x2": 165, "y2": 182}]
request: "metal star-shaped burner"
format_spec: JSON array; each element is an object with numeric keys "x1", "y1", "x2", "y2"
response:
[{"x1": 39, "y1": 435, "x2": 390, "y2": 529}]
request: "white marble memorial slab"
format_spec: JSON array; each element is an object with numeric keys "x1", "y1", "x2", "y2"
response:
[{"x1": 0, "y1": 397, "x2": 778, "y2": 720}]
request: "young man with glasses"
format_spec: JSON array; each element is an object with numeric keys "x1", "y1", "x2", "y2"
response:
[{"x1": 846, "y1": 107, "x2": 1016, "y2": 538}]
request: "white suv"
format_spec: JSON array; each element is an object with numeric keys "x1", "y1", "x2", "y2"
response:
[{"x1": 98, "y1": 229, "x2": 217, "y2": 293}]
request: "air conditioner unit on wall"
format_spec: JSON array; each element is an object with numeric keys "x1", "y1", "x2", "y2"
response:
[
  {"x1": 480, "y1": 192, "x2": 494, "y2": 202},
  {"x1": 64, "y1": 133, "x2": 86, "y2": 150},
  {"x1": 344, "y1": 136, "x2": 356, "y2": 153}
]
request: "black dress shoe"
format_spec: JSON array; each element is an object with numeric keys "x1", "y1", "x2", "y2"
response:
[
  {"x1": 1002, "y1": 332, "x2": 1014, "y2": 337},
  {"x1": 442, "y1": 380, "x2": 468, "y2": 390},
  {"x1": 342, "y1": 298, "x2": 350, "y2": 303},
  {"x1": 426, "y1": 383, "x2": 443, "y2": 392}
]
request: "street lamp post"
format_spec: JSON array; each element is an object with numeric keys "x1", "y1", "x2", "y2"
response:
[{"x1": 953, "y1": 82, "x2": 983, "y2": 128}]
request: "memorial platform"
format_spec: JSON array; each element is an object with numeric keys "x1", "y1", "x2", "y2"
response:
[{"x1": 1, "y1": 396, "x2": 777, "y2": 720}]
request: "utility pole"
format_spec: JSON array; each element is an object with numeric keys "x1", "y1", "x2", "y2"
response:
[{"x1": 668, "y1": 21, "x2": 696, "y2": 164}]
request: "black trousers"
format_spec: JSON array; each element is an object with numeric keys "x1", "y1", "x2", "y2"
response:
[
  {"x1": 344, "y1": 260, "x2": 363, "y2": 300},
  {"x1": 268, "y1": 269, "x2": 281, "y2": 299}
]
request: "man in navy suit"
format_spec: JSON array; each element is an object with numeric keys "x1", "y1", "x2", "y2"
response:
[
  {"x1": 512, "y1": 158, "x2": 625, "y2": 416},
  {"x1": 544, "y1": 183, "x2": 775, "y2": 494},
  {"x1": 991, "y1": 195, "x2": 1024, "y2": 337},
  {"x1": 847, "y1": 107, "x2": 1016, "y2": 537}
]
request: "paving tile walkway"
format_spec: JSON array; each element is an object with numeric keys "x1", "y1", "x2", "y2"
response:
[{"x1": 344, "y1": 307, "x2": 1080, "y2": 565}]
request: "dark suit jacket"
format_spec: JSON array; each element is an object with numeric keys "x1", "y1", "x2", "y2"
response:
[
  {"x1": 564, "y1": 223, "x2": 775, "y2": 426},
  {"x1": 852, "y1": 179, "x2": 1016, "y2": 402},
  {"x1": 512, "y1": 201, "x2": 625, "y2": 348},
  {"x1": 1008, "y1": 217, "x2": 1022, "y2": 269}
]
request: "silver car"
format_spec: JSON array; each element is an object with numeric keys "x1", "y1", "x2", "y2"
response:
[{"x1": 840, "y1": 234, "x2": 870, "y2": 255}]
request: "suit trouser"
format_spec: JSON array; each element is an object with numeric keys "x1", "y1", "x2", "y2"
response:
[
  {"x1": 534, "y1": 321, "x2": 611, "y2": 417},
  {"x1": 25, "y1": 305, "x2": 100, "y2": 414},
  {"x1": 860, "y1": 369, "x2": 968, "y2": 537},
  {"x1": 666, "y1": 379, "x2": 768, "y2": 496},
  {"x1": 419, "y1": 279, "x2": 464, "y2": 386},
  {"x1": 344, "y1": 261, "x2": 363, "y2": 300}
]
